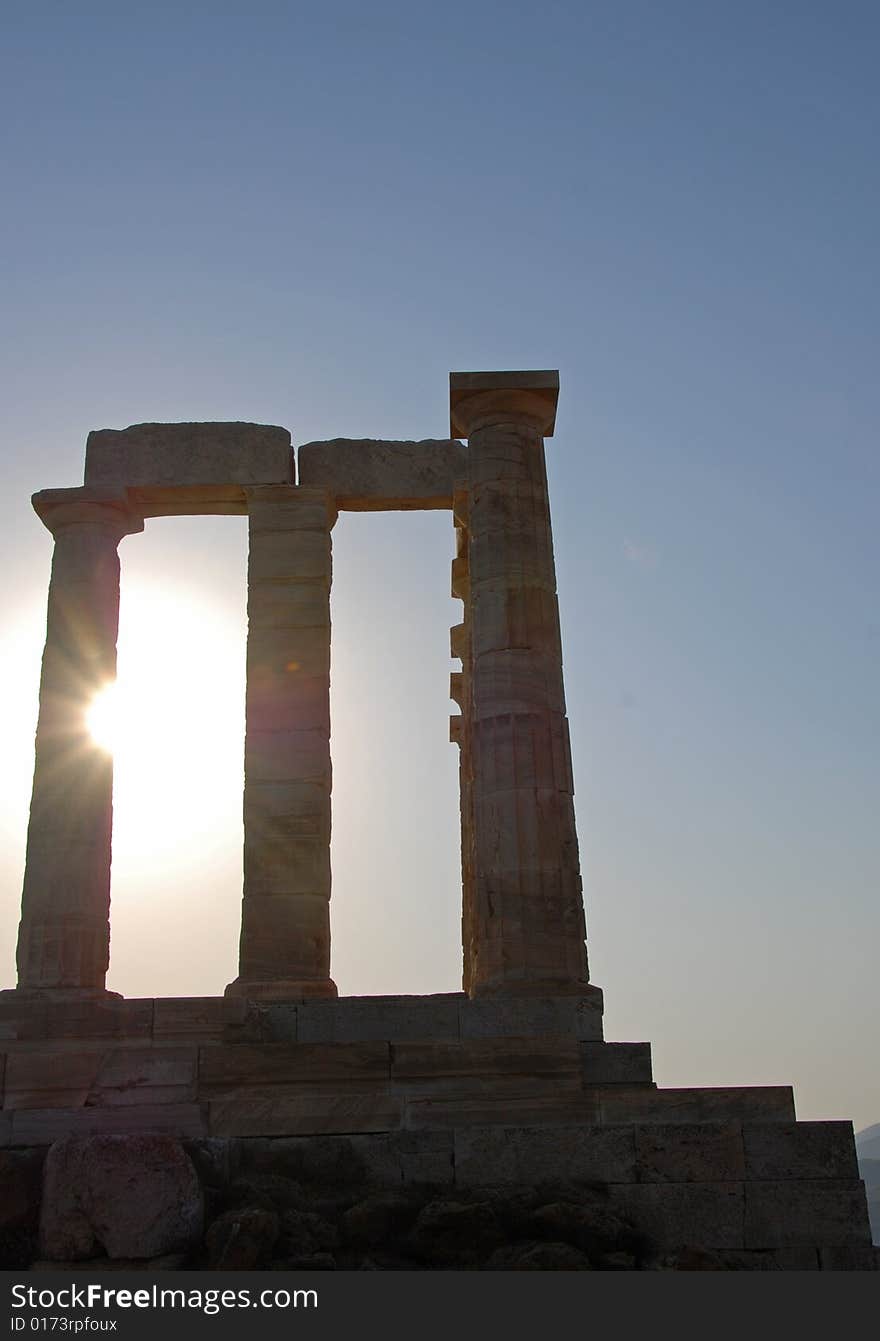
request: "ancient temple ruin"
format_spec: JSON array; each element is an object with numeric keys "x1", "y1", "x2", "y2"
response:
[{"x1": 1, "y1": 372, "x2": 874, "y2": 1269}]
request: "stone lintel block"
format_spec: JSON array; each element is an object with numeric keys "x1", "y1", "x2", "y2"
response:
[
  {"x1": 742, "y1": 1121, "x2": 860, "y2": 1181},
  {"x1": 247, "y1": 529, "x2": 331, "y2": 585},
  {"x1": 608, "y1": 1182, "x2": 745, "y2": 1250},
  {"x1": 127, "y1": 484, "x2": 249, "y2": 518},
  {"x1": 450, "y1": 622, "x2": 467, "y2": 660},
  {"x1": 11, "y1": 1104, "x2": 207, "y2": 1146},
  {"x1": 292, "y1": 995, "x2": 464, "y2": 1045},
  {"x1": 579, "y1": 1042, "x2": 653, "y2": 1085},
  {"x1": 405, "y1": 1094, "x2": 601, "y2": 1131},
  {"x1": 450, "y1": 370, "x2": 559, "y2": 439},
  {"x1": 198, "y1": 1041, "x2": 390, "y2": 1093},
  {"x1": 744, "y1": 1179, "x2": 872, "y2": 1249},
  {"x1": 3, "y1": 1047, "x2": 198, "y2": 1109},
  {"x1": 635, "y1": 1122, "x2": 746, "y2": 1183},
  {"x1": 449, "y1": 714, "x2": 463, "y2": 746},
  {"x1": 244, "y1": 729, "x2": 331, "y2": 784},
  {"x1": 85, "y1": 422, "x2": 293, "y2": 490},
  {"x1": 453, "y1": 1123, "x2": 635, "y2": 1187},
  {"x1": 597, "y1": 1086, "x2": 796, "y2": 1126},
  {"x1": 209, "y1": 1094, "x2": 402, "y2": 1138},
  {"x1": 297, "y1": 439, "x2": 466, "y2": 510}
]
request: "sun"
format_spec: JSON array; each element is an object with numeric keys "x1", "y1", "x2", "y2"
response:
[
  {"x1": 86, "y1": 683, "x2": 123, "y2": 752},
  {"x1": 85, "y1": 580, "x2": 246, "y2": 868}
]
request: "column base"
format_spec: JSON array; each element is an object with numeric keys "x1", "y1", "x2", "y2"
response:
[
  {"x1": 224, "y1": 977, "x2": 338, "y2": 1002},
  {"x1": 468, "y1": 980, "x2": 603, "y2": 1005},
  {"x1": 0, "y1": 986, "x2": 123, "y2": 1002}
]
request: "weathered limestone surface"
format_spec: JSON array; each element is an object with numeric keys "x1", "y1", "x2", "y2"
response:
[
  {"x1": 297, "y1": 438, "x2": 466, "y2": 510},
  {"x1": 15, "y1": 489, "x2": 143, "y2": 994},
  {"x1": 84, "y1": 423, "x2": 293, "y2": 506},
  {"x1": 744, "y1": 1179, "x2": 872, "y2": 1248},
  {"x1": 39, "y1": 1134, "x2": 203, "y2": 1260},
  {"x1": 4, "y1": 1047, "x2": 197, "y2": 1109},
  {"x1": 228, "y1": 487, "x2": 337, "y2": 1002},
  {"x1": 450, "y1": 371, "x2": 589, "y2": 996}
]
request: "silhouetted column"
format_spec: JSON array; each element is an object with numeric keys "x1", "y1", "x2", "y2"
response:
[
  {"x1": 450, "y1": 371, "x2": 590, "y2": 996},
  {"x1": 227, "y1": 486, "x2": 338, "y2": 1000},
  {"x1": 15, "y1": 487, "x2": 143, "y2": 995}
]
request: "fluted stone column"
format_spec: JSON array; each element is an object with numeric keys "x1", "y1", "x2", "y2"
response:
[
  {"x1": 14, "y1": 487, "x2": 144, "y2": 995},
  {"x1": 226, "y1": 486, "x2": 338, "y2": 1000},
  {"x1": 450, "y1": 371, "x2": 590, "y2": 996}
]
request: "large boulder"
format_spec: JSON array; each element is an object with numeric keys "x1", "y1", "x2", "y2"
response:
[{"x1": 39, "y1": 1135, "x2": 203, "y2": 1261}]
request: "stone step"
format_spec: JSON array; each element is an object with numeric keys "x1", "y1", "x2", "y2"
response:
[
  {"x1": 585, "y1": 1085, "x2": 796, "y2": 1124},
  {"x1": 0, "y1": 989, "x2": 606, "y2": 1048}
]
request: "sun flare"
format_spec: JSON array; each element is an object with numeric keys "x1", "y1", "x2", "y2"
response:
[
  {"x1": 87, "y1": 683, "x2": 123, "y2": 753},
  {"x1": 85, "y1": 580, "x2": 246, "y2": 868}
]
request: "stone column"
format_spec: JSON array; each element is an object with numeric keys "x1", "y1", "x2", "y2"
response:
[
  {"x1": 449, "y1": 371, "x2": 590, "y2": 996},
  {"x1": 15, "y1": 487, "x2": 144, "y2": 995},
  {"x1": 449, "y1": 490, "x2": 478, "y2": 992},
  {"x1": 226, "y1": 486, "x2": 338, "y2": 1000}
]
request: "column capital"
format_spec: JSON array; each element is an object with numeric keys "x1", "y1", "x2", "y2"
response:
[
  {"x1": 450, "y1": 370, "x2": 559, "y2": 440},
  {"x1": 32, "y1": 487, "x2": 144, "y2": 539},
  {"x1": 244, "y1": 484, "x2": 338, "y2": 529}
]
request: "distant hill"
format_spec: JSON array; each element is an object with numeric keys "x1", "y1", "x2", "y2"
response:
[
  {"x1": 856, "y1": 1124, "x2": 880, "y2": 1161},
  {"x1": 856, "y1": 1127, "x2": 880, "y2": 1245}
]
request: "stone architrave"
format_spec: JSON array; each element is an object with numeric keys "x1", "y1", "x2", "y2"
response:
[
  {"x1": 449, "y1": 372, "x2": 590, "y2": 996},
  {"x1": 15, "y1": 488, "x2": 144, "y2": 995},
  {"x1": 226, "y1": 487, "x2": 338, "y2": 1001}
]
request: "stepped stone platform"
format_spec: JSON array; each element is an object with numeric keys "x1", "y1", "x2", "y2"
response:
[
  {"x1": 1, "y1": 991, "x2": 874, "y2": 1268},
  {"x1": 5, "y1": 380, "x2": 874, "y2": 1267}
]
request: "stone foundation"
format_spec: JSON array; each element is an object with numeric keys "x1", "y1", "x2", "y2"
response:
[{"x1": 0, "y1": 992, "x2": 874, "y2": 1270}]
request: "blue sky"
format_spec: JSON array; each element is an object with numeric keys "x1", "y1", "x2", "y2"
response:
[{"x1": 1, "y1": 2, "x2": 877, "y2": 1129}]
